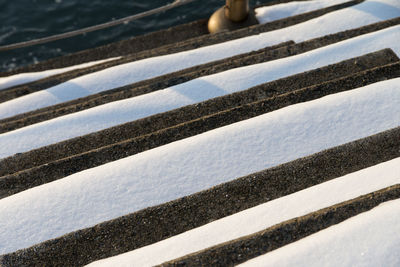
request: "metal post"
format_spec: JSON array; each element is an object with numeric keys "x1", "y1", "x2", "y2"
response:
[
  {"x1": 208, "y1": 0, "x2": 258, "y2": 34},
  {"x1": 225, "y1": 0, "x2": 250, "y2": 22}
]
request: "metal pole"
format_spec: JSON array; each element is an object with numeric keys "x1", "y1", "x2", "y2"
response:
[
  {"x1": 208, "y1": 0, "x2": 258, "y2": 34},
  {"x1": 225, "y1": 0, "x2": 250, "y2": 22}
]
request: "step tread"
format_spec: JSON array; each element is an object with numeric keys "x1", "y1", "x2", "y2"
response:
[
  {"x1": 1, "y1": 16, "x2": 398, "y2": 130},
  {"x1": 2, "y1": 60, "x2": 398, "y2": 198},
  {"x1": 1, "y1": 126, "x2": 398, "y2": 266},
  {"x1": 0, "y1": 19, "x2": 209, "y2": 78},
  {"x1": 0, "y1": 0, "x2": 364, "y2": 102},
  {"x1": 160, "y1": 185, "x2": 400, "y2": 267},
  {"x1": 0, "y1": 1, "x2": 398, "y2": 265},
  {"x1": 1, "y1": 49, "x2": 397, "y2": 180}
]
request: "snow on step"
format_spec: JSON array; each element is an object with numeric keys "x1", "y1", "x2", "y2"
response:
[
  {"x1": 1, "y1": 26, "x2": 400, "y2": 159},
  {"x1": 0, "y1": 0, "x2": 352, "y2": 91},
  {"x1": 239, "y1": 198, "x2": 400, "y2": 267},
  {"x1": 0, "y1": 78, "x2": 399, "y2": 255},
  {"x1": 255, "y1": 0, "x2": 353, "y2": 24},
  {"x1": 0, "y1": 57, "x2": 119, "y2": 91},
  {"x1": 0, "y1": 0, "x2": 398, "y2": 119},
  {"x1": 87, "y1": 158, "x2": 400, "y2": 267}
]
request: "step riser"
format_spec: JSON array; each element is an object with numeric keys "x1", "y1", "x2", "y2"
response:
[
  {"x1": 0, "y1": 2, "x2": 397, "y2": 266},
  {"x1": 0, "y1": 127, "x2": 398, "y2": 266},
  {"x1": 1, "y1": 16, "x2": 399, "y2": 131},
  {"x1": 0, "y1": 0, "x2": 318, "y2": 78},
  {"x1": 0, "y1": 0, "x2": 365, "y2": 103},
  {"x1": 0, "y1": 19, "x2": 209, "y2": 78},
  {"x1": 1, "y1": 60, "x2": 399, "y2": 199},
  {"x1": 1, "y1": 49, "x2": 397, "y2": 178},
  {"x1": 161, "y1": 185, "x2": 400, "y2": 266}
]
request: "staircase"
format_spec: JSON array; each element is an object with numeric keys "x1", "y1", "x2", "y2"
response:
[{"x1": 0, "y1": 0, "x2": 399, "y2": 266}]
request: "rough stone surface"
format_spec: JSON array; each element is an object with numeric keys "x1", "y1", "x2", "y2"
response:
[
  {"x1": 1, "y1": 49, "x2": 397, "y2": 182},
  {"x1": 1, "y1": 58, "x2": 399, "y2": 198},
  {"x1": 160, "y1": 185, "x2": 400, "y2": 267},
  {"x1": 1, "y1": 16, "x2": 399, "y2": 129},
  {"x1": 0, "y1": 41, "x2": 293, "y2": 129},
  {"x1": 0, "y1": 19, "x2": 209, "y2": 78},
  {"x1": 0, "y1": 127, "x2": 399, "y2": 266},
  {"x1": 0, "y1": 2, "x2": 398, "y2": 266},
  {"x1": 0, "y1": 0, "x2": 317, "y2": 78},
  {"x1": 0, "y1": 0, "x2": 364, "y2": 103}
]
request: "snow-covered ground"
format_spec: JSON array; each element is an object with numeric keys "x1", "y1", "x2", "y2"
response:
[
  {"x1": 0, "y1": 78, "x2": 399, "y2": 255},
  {"x1": 86, "y1": 158, "x2": 400, "y2": 267},
  {"x1": 0, "y1": 0, "x2": 398, "y2": 120},
  {"x1": 1, "y1": 25, "x2": 399, "y2": 158},
  {"x1": 0, "y1": 57, "x2": 119, "y2": 91},
  {"x1": 239, "y1": 198, "x2": 400, "y2": 267}
]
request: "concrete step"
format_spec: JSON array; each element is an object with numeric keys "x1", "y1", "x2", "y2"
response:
[
  {"x1": 1, "y1": 49, "x2": 397, "y2": 182},
  {"x1": 0, "y1": 0, "x2": 364, "y2": 103},
  {"x1": 0, "y1": 19, "x2": 209, "y2": 78},
  {"x1": 160, "y1": 184, "x2": 400, "y2": 266},
  {"x1": 1, "y1": 57, "x2": 398, "y2": 199},
  {"x1": 0, "y1": 0, "x2": 316, "y2": 78},
  {"x1": 1, "y1": 16, "x2": 398, "y2": 131},
  {"x1": 0, "y1": 126, "x2": 398, "y2": 266},
  {"x1": 0, "y1": 1, "x2": 398, "y2": 266}
]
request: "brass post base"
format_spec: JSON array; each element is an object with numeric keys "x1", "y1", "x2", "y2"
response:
[{"x1": 208, "y1": 6, "x2": 258, "y2": 34}]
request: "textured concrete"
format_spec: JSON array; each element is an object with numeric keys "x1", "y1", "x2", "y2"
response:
[
  {"x1": 1, "y1": 58, "x2": 399, "y2": 199},
  {"x1": 1, "y1": 16, "x2": 399, "y2": 130},
  {"x1": 0, "y1": 0, "x2": 364, "y2": 103},
  {"x1": 1, "y1": 49, "x2": 397, "y2": 181},
  {"x1": 0, "y1": 0, "x2": 318, "y2": 78},
  {"x1": 0, "y1": 19, "x2": 209, "y2": 78},
  {"x1": 0, "y1": 127, "x2": 398, "y2": 266},
  {"x1": 0, "y1": 2, "x2": 397, "y2": 265},
  {"x1": 0, "y1": 41, "x2": 293, "y2": 129},
  {"x1": 161, "y1": 185, "x2": 400, "y2": 266}
]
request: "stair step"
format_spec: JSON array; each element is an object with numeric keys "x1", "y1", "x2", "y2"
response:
[
  {"x1": 1, "y1": 49, "x2": 396, "y2": 180},
  {"x1": 160, "y1": 185, "x2": 400, "y2": 266},
  {"x1": 0, "y1": 0, "x2": 316, "y2": 79},
  {"x1": 1, "y1": 58, "x2": 399, "y2": 198},
  {"x1": 1, "y1": 16, "x2": 398, "y2": 130},
  {"x1": 0, "y1": 1, "x2": 398, "y2": 265},
  {"x1": 0, "y1": 0, "x2": 363, "y2": 102},
  {"x1": 0, "y1": 126, "x2": 398, "y2": 266},
  {"x1": 0, "y1": 19, "x2": 209, "y2": 78}
]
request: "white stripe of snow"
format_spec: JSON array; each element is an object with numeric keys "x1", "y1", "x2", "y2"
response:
[
  {"x1": 239, "y1": 198, "x2": 400, "y2": 267},
  {"x1": 87, "y1": 159, "x2": 400, "y2": 267},
  {"x1": 1, "y1": 25, "x2": 399, "y2": 159},
  {"x1": 0, "y1": 78, "x2": 399, "y2": 254},
  {"x1": 0, "y1": 0, "x2": 350, "y2": 92},
  {"x1": 0, "y1": 0, "x2": 398, "y2": 119},
  {"x1": 0, "y1": 57, "x2": 120, "y2": 91},
  {"x1": 255, "y1": 0, "x2": 352, "y2": 24}
]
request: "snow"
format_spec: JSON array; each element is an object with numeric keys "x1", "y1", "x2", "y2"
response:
[
  {"x1": 0, "y1": 78, "x2": 399, "y2": 255},
  {"x1": 1, "y1": 25, "x2": 400, "y2": 158},
  {"x1": 239, "y1": 199, "x2": 400, "y2": 267},
  {"x1": 0, "y1": 0, "x2": 398, "y2": 119},
  {"x1": 0, "y1": 0, "x2": 399, "y2": 262},
  {"x1": 0, "y1": 0, "x2": 350, "y2": 92},
  {"x1": 86, "y1": 158, "x2": 400, "y2": 267},
  {"x1": 0, "y1": 57, "x2": 119, "y2": 91},
  {"x1": 255, "y1": 0, "x2": 353, "y2": 24}
]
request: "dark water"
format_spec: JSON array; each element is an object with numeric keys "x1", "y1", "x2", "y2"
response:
[{"x1": 0, "y1": 0, "x2": 270, "y2": 72}]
